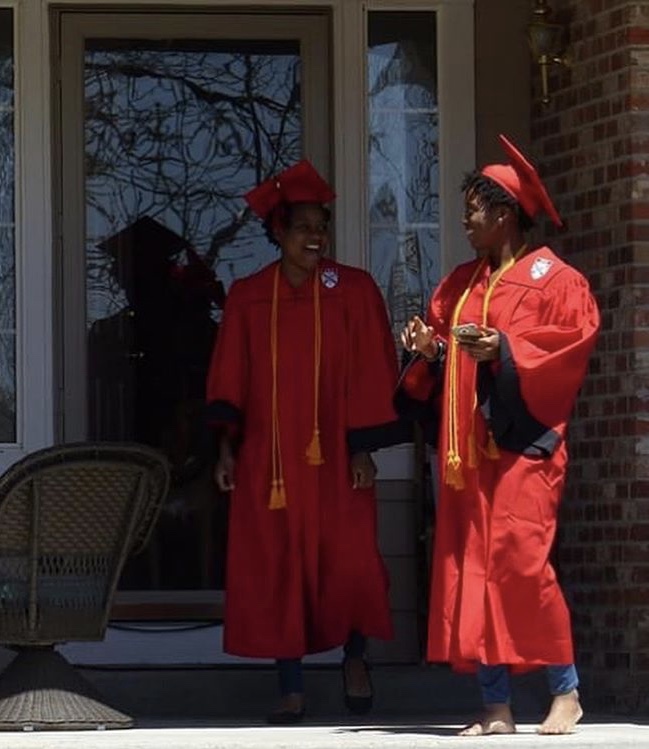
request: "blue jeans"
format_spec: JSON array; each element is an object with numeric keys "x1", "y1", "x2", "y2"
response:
[
  {"x1": 276, "y1": 631, "x2": 366, "y2": 695},
  {"x1": 478, "y1": 664, "x2": 579, "y2": 705}
]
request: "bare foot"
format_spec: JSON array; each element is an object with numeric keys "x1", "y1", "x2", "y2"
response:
[
  {"x1": 538, "y1": 689, "x2": 583, "y2": 734},
  {"x1": 458, "y1": 703, "x2": 516, "y2": 736}
]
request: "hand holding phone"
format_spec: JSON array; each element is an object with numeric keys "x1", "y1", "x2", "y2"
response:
[{"x1": 451, "y1": 323, "x2": 482, "y2": 341}]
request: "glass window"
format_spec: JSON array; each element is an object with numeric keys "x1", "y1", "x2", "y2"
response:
[
  {"x1": 84, "y1": 38, "x2": 302, "y2": 334},
  {"x1": 367, "y1": 11, "x2": 439, "y2": 343},
  {"x1": 0, "y1": 8, "x2": 15, "y2": 443}
]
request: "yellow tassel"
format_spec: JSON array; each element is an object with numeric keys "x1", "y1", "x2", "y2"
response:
[
  {"x1": 485, "y1": 432, "x2": 500, "y2": 460},
  {"x1": 268, "y1": 481, "x2": 287, "y2": 510},
  {"x1": 445, "y1": 451, "x2": 465, "y2": 491},
  {"x1": 305, "y1": 429, "x2": 324, "y2": 466}
]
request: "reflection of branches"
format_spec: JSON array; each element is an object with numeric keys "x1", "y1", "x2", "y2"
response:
[
  {"x1": 0, "y1": 232, "x2": 15, "y2": 441},
  {"x1": 84, "y1": 46, "x2": 302, "y2": 319},
  {"x1": 0, "y1": 29, "x2": 17, "y2": 439},
  {"x1": 369, "y1": 113, "x2": 438, "y2": 225},
  {"x1": 368, "y1": 40, "x2": 439, "y2": 227},
  {"x1": 243, "y1": 52, "x2": 264, "y2": 188}
]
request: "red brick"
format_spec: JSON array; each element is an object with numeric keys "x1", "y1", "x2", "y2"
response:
[
  {"x1": 629, "y1": 27, "x2": 649, "y2": 44},
  {"x1": 533, "y1": 0, "x2": 649, "y2": 713}
]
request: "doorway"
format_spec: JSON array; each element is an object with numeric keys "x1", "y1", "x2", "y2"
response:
[{"x1": 54, "y1": 9, "x2": 331, "y2": 617}]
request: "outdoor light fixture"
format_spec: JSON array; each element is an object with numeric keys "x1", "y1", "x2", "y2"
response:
[{"x1": 527, "y1": 0, "x2": 569, "y2": 105}]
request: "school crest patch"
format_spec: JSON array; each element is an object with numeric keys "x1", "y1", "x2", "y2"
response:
[
  {"x1": 320, "y1": 267, "x2": 339, "y2": 289},
  {"x1": 530, "y1": 257, "x2": 553, "y2": 280}
]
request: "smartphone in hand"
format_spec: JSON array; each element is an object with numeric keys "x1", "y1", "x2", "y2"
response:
[{"x1": 451, "y1": 323, "x2": 482, "y2": 341}]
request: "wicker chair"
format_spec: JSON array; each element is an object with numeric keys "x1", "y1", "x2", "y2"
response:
[{"x1": 0, "y1": 442, "x2": 169, "y2": 731}]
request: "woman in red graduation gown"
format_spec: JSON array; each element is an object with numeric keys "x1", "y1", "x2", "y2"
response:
[
  {"x1": 399, "y1": 135, "x2": 600, "y2": 736},
  {"x1": 206, "y1": 160, "x2": 402, "y2": 722}
]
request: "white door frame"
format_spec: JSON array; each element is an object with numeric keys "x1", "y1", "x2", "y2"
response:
[{"x1": 56, "y1": 9, "x2": 331, "y2": 441}]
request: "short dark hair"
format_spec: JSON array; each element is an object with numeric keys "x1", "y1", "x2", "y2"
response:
[
  {"x1": 262, "y1": 201, "x2": 331, "y2": 248},
  {"x1": 461, "y1": 171, "x2": 534, "y2": 232}
]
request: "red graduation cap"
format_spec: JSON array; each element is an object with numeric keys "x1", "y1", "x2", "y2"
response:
[
  {"x1": 245, "y1": 159, "x2": 336, "y2": 222},
  {"x1": 481, "y1": 134, "x2": 562, "y2": 227}
]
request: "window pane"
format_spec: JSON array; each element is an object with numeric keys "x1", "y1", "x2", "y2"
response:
[
  {"x1": 0, "y1": 9, "x2": 16, "y2": 443},
  {"x1": 368, "y1": 11, "x2": 439, "y2": 342}
]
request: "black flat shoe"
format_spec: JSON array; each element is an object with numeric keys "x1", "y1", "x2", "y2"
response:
[
  {"x1": 342, "y1": 657, "x2": 373, "y2": 715},
  {"x1": 266, "y1": 708, "x2": 305, "y2": 725}
]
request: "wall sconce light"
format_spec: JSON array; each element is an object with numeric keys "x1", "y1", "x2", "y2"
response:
[{"x1": 527, "y1": 0, "x2": 569, "y2": 105}]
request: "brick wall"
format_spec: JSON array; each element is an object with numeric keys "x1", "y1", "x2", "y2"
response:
[{"x1": 530, "y1": 0, "x2": 649, "y2": 714}]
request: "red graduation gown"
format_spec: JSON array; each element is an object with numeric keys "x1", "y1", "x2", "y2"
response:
[
  {"x1": 400, "y1": 247, "x2": 600, "y2": 670},
  {"x1": 206, "y1": 259, "x2": 398, "y2": 658}
]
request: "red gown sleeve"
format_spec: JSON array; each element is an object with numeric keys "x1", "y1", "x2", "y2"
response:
[
  {"x1": 205, "y1": 280, "x2": 249, "y2": 433},
  {"x1": 344, "y1": 271, "x2": 404, "y2": 453},
  {"x1": 499, "y1": 269, "x2": 600, "y2": 429}
]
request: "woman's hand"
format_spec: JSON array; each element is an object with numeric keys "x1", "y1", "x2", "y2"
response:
[
  {"x1": 400, "y1": 315, "x2": 437, "y2": 359},
  {"x1": 214, "y1": 437, "x2": 236, "y2": 491},
  {"x1": 458, "y1": 326, "x2": 500, "y2": 362},
  {"x1": 350, "y1": 451, "x2": 377, "y2": 490}
]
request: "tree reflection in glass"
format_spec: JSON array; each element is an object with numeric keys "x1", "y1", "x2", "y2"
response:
[
  {"x1": 0, "y1": 9, "x2": 15, "y2": 443},
  {"x1": 367, "y1": 13, "x2": 440, "y2": 347},
  {"x1": 85, "y1": 39, "x2": 301, "y2": 327}
]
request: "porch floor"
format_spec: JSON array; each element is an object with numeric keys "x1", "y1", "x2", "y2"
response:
[{"x1": 0, "y1": 720, "x2": 646, "y2": 748}]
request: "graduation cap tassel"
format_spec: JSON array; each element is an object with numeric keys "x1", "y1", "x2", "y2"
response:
[
  {"x1": 269, "y1": 479, "x2": 287, "y2": 510},
  {"x1": 445, "y1": 450, "x2": 465, "y2": 491}
]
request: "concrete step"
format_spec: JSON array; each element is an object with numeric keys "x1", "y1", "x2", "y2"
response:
[{"x1": 79, "y1": 664, "x2": 550, "y2": 721}]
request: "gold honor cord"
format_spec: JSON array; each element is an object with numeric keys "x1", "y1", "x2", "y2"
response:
[
  {"x1": 445, "y1": 246, "x2": 527, "y2": 490},
  {"x1": 305, "y1": 269, "x2": 324, "y2": 466},
  {"x1": 269, "y1": 265, "x2": 286, "y2": 509},
  {"x1": 269, "y1": 264, "x2": 325, "y2": 510}
]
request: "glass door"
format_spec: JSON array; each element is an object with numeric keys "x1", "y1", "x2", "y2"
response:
[{"x1": 55, "y1": 10, "x2": 330, "y2": 617}]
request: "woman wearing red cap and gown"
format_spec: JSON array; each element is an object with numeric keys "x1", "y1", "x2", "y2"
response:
[
  {"x1": 206, "y1": 160, "x2": 403, "y2": 722},
  {"x1": 398, "y1": 136, "x2": 600, "y2": 735}
]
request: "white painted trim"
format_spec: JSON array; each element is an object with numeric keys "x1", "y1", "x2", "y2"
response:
[
  {"x1": 0, "y1": 0, "x2": 55, "y2": 471},
  {"x1": 60, "y1": 624, "x2": 344, "y2": 665},
  {"x1": 437, "y1": 0, "x2": 475, "y2": 274},
  {"x1": 374, "y1": 443, "x2": 415, "y2": 481},
  {"x1": 332, "y1": 0, "x2": 366, "y2": 268}
]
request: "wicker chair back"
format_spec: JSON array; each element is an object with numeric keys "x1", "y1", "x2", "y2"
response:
[{"x1": 0, "y1": 443, "x2": 169, "y2": 646}]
